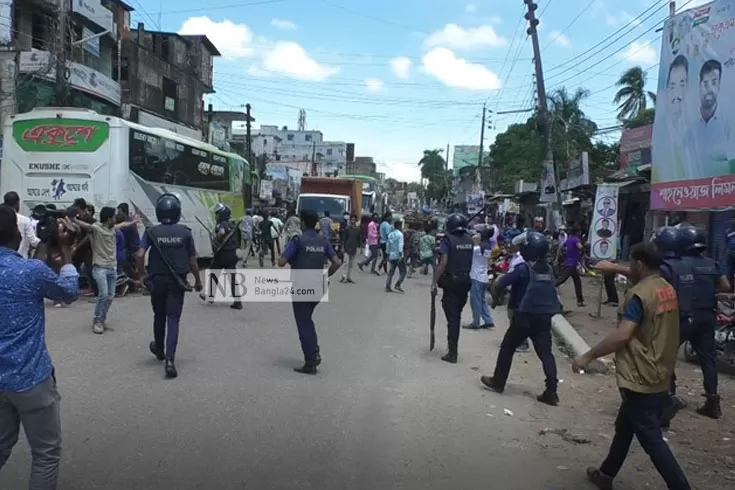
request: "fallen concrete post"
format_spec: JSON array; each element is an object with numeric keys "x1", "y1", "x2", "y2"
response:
[{"x1": 551, "y1": 314, "x2": 609, "y2": 374}]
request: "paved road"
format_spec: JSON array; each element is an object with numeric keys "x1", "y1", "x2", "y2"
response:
[{"x1": 2, "y1": 268, "x2": 586, "y2": 490}]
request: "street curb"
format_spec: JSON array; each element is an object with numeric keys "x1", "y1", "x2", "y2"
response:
[{"x1": 551, "y1": 314, "x2": 610, "y2": 374}]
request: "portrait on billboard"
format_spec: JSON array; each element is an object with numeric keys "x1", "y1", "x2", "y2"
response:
[
  {"x1": 651, "y1": 1, "x2": 735, "y2": 209},
  {"x1": 596, "y1": 197, "x2": 615, "y2": 218},
  {"x1": 593, "y1": 239, "x2": 613, "y2": 260},
  {"x1": 595, "y1": 218, "x2": 614, "y2": 239}
]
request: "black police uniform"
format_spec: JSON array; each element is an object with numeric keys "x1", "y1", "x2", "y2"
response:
[
  {"x1": 488, "y1": 260, "x2": 561, "y2": 403},
  {"x1": 210, "y1": 219, "x2": 242, "y2": 308},
  {"x1": 439, "y1": 232, "x2": 473, "y2": 362},
  {"x1": 681, "y1": 254, "x2": 719, "y2": 398},
  {"x1": 290, "y1": 230, "x2": 330, "y2": 373},
  {"x1": 145, "y1": 223, "x2": 193, "y2": 370}
]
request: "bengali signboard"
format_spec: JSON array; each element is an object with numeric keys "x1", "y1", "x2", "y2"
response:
[
  {"x1": 590, "y1": 184, "x2": 621, "y2": 260},
  {"x1": 620, "y1": 125, "x2": 652, "y2": 177},
  {"x1": 13, "y1": 119, "x2": 110, "y2": 152},
  {"x1": 651, "y1": 0, "x2": 735, "y2": 208}
]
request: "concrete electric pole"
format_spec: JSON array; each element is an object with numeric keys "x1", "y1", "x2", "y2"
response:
[
  {"x1": 54, "y1": 0, "x2": 69, "y2": 106},
  {"x1": 524, "y1": 0, "x2": 564, "y2": 227}
]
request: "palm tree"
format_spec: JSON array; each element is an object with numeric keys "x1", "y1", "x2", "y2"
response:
[
  {"x1": 418, "y1": 149, "x2": 448, "y2": 202},
  {"x1": 547, "y1": 87, "x2": 598, "y2": 166},
  {"x1": 613, "y1": 66, "x2": 656, "y2": 121}
]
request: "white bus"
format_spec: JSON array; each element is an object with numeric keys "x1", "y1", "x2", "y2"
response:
[{"x1": 0, "y1": 108, "x2": 253, "y2": 258}]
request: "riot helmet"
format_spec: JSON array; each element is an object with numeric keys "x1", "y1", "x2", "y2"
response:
[
  {"x1": 155, "y1": 193, "x2": 182, "y2": 224},
  {"x1": 445, "y1": 213, "x2": 468, "y2": 234},
  {"x1": 214, "y1": 203, "x2": 232, "y2": 221},
  {"x1": 652, "y1": 226, "x2": 678, "y2": 258},
  {"x1": 518, "y1": 231, "x2": 549, "y2": 261}
]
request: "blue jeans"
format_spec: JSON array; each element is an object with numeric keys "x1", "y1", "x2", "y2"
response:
[
  {"x1": 470, "y1": 279, "x2": 493, "y2": 327},
  {"x1": 92, "y1": 265, "x2": 116, "y2": 323}
]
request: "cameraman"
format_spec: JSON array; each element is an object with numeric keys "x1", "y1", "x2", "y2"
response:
[{"x1": 0, "y1": 205, "x2": 79, "y2": 488}]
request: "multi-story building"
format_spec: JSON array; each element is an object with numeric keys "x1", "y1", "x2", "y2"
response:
[
  {"x1": 1, "y1": 3, "x2": 218, "y2": 140},
  {"x1": 120, "y1": 23, "x2": 220, "y2": 138},
  {"x1": 7, "y1": 0, "x2": 132, "y2": 126},
  {"x1": 249, "y1": 125, "x2": 348, "y2": 176},
  {"x1": 345, "y1": 156, "x2": 376, "y2": 177}
]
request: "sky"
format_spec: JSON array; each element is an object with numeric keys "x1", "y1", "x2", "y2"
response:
[{"x1": 127, "y1": 0, "x2": 712, "y2": 182}]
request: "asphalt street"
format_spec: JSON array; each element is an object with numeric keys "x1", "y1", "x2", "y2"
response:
[{"x1": 2, "y1": 267, "x2": 588, "y2": 490}]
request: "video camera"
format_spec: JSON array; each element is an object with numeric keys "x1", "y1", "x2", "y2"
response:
[{"x1": 31, "y1": 204, "x2": 78, "y2": 245}]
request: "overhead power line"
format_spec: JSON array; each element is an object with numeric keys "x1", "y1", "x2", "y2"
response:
[{"x1": 541, "y1": 0, "x2": 597, "y2": 50}]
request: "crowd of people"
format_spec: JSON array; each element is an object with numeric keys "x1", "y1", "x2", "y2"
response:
[{"x1": 0, "y1": 193, "x2": 727, "y2": 490}]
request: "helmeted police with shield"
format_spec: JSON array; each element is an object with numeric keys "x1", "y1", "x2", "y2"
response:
[
  {"x1": 136, "y1": 194, "x2": 202, "y2": 379},
  {"x1": 431, "y1": 213, "x2": 473, "y2": 364}
]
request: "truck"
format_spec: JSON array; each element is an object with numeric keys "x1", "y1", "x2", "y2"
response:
[{"x1": 296, "y1": 176, "x2": 362, "y2": 241}]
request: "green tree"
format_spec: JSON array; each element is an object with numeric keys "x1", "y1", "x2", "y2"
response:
[
  {"x1": 613, "y1": 66, "x2": 656, "y2": 121},
  {"x1": 587, "y1": 141, "x2": 620, "y2": 183},
  {"x1": 623, "y1": 107, "x2": 655, "y2": 129},
  {"x1": 418, "y1": 149, "x2": 449, "y2": 202},
  {"x1": 547, "y1": 87, "x2": 598, "y2": 181},
  {"x1": 487, "y1": 120, "x2": 543, "y2": 193}
]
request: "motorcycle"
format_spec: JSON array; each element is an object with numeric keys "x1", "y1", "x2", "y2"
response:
[
  {"x1": 488, "y1": 254, "x2": 512, "y2": 307},
  {"x1": 684, "y1": 297, "x2": 735, "y2": 365}
]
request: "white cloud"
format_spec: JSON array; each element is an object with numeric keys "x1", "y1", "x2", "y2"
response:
[
  {"x1": 365, "y1": 78, "x2": 384, "y2": 92},
  {"x1": 377, "y1": 162, "x2": 421, "y2": 182},
  {"x1": 389, "y1": 57, "x2": 412, "y2": 79},
  {"x1": 179, "y1": 16, "x2": 336, "y2": 82},
  {"x1": 421, "y1": 47, "x2": 501, "y2": 90},
  {"x1": 549, "y1": 30, "x2": 571, "y2": 48},
  {"x1": 605, "y1": 12, "x2": 641, "y2": 27},
  {"x1": 620, "y1": 40, "x2": 658, "y2": 65},
  {"x1": 271, "y1": 18, "x2": 297, "y2": 30},
  {"x1": 424, "y1": 23, "x2": 507, "y2": 50},
  {"x1": 261, "y1": 41, "x2": 339, "y2": 81},
  {"x1": 465, "y1": 3, "x2": 477, "y2": 13},
  {"x1": 178, "y1": 16, "x2": 254, "y2": 58}
]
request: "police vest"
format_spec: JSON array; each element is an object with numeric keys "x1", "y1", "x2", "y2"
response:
[
  {"x1": 662, "y1": 258, "x2": 694, "y2": 318},
  {"x1": 292, "y1": 232, "x2": 329, "y2": 270},
  {"x1": 517, "y1": 261, "x2": 562, "y2": 315},
  {"x1": 146, "y1": 224, "x2": 191, "y2": 276},
  {"x1": 685, "y1": 255, "x2": 719, "y2": 310},
  {"x1": 216, "y1": 220, "x2": 240, "y2": 254},
  {"x1": 445, "y1": 233, "x2": 473, "y2": 276}
]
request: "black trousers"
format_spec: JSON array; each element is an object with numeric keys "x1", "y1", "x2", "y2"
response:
[
  {"x1": 492, "y1": 312, "x2": 558, "y2": 392},
  {"x1": 555, "y1": 265, "x2": 584, "y2": 304},
  {"x1": 378, "y1": 243, "x2": 388, "y2": 272},
  {"x1": 441, "y1": 279, "x2": 471, "y2": 351},
  {"x1": 604, "y1": 273, "x2": 619, "y2": 303},
  {"x1": 599, "y1": 390, "x2": 691, "y2": 490},
  {"x1": 210, "y1": 252, "x2": 240, "y2": 303},
  {"x1": 671, "y1": 311, "x2": 718, "y2": 396}
]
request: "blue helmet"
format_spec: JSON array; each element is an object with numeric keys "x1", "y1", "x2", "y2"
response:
[
  {"x1": 155, "y1": 193, "x2": 181, "y2": 224},
  {"x1": 519, "y1": 231, "x2": 549, "y2": 261},
  {"x1": 653, "y1": 226, "x2": 678, "y2": 258},
  {"x1": 214, "y1": 203, "x2": 231, "y2": 221},
  {"x1": 676, "y1": 225, "x2": 700, "y2": 255},
  {"x1": 446, "y1": 213, "x2": 468, "y2": 234}
]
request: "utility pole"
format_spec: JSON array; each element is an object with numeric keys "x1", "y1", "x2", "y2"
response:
[
  {"x1": 54, "y1": 0, "x2": 69, "y2": 106},
  {"x1": 245, "y1": 104, "x2": 252, "y2": 162},
  {"x1": 524, "y1": 0, "x2": 564, "y2": 227},
  {"x1": 310, "y1": 140, "x2": 317, "y2": 176}
]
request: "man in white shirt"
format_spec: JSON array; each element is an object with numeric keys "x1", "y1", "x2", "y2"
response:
[
  {"x1": 464, "y1": 232, "x2": 494, "y2": 329},
  {"x1": 4, "y1": 191, "x2": 40, "y2": 258},
  {"x1": 270, "y1": 211, "x2": 283, "y2": 255}
]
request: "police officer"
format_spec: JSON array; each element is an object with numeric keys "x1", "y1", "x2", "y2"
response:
[
  {"x1": 136, "y1": 194, "x2": 202, "y2": 379},
  {"x1": 481, "y1": 231, "x2": 561, "y2": 406},
  {"x1": 431, "y1": 213, "x2": 473, "y2": 364},
  {"x1": 202, "y1": 203, "x2": 242, "y2": 310},
  {"x1": 279, "y1": 209, "x2": 342, "y2": 374},
  {"x1": 595, "y1": 226, "x2": 694, "y2": 425},
  {"x1": 677, "y1": 226, "x2": 728, "y2": 419}
]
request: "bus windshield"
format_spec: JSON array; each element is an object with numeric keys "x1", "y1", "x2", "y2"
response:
[
  {"x1": 362, "y1": 193, "x2": 374, "y2": 213},
  {"x1": 298, "y1": 196, "x2": 348, "y2": 217}
]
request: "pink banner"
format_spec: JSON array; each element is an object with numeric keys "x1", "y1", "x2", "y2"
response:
[{"x1": 651, "y1": 175, "x2": 735, "y2": 209}]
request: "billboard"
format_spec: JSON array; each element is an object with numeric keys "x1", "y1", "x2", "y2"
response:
[{"x1": 651, "y1": 1, "x2": 735, "y2": 209}]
